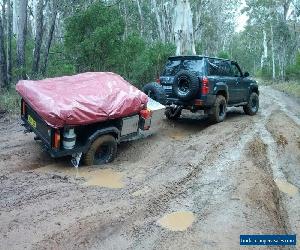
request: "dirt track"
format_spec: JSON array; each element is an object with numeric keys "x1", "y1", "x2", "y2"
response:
[{"x1": 0, "y1": 86, "x2": 299, "y2": 250}]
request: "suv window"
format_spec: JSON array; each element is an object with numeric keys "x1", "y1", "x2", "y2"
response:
[
  {"x1": 231, "y1": 63, "x2": 242, "y2": 77},
  {"x1": 163, "y1": 59, "x2": 204, "y2": 76},
  {"x1": 208, "y1": 59, "x2": 231, "y2": 76}
]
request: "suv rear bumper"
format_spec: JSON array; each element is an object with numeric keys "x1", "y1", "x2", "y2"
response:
[{"x1": 166, "y1": 94, "x2": 216, "y2": 109}]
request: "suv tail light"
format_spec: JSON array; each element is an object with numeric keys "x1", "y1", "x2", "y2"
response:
[{"x1": 201, "y1": 77, "x2": 209, "y2": 95}]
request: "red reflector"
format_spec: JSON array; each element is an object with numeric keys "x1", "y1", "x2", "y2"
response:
[
  {"x1": 53, "y1": 130, "x2": 61, "y2": 149},
  {"x1": 194, "y1": 99, "x2": 203, "y2": 106},
  {"x1": 201, "y1": 77, "x2": 209, "y2": 95},
  {"x1": 156, "y1": 78, "x2": 160, "y2": 84},
  {"x1": 140, "y1": 109, "x2": 152, "y2": 119},
  {"x1": 21, "y1": 100, "x2": 26, "y2": 115}
]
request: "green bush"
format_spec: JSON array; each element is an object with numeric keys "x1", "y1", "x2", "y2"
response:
[
  {"x1": 217, "y1": 51, "x2": 230, "y2": 59},
  {"x1": 286, "y1": 52, "x2": 300, "y2": 79},
  {"x1": 0, "y1": 88, "x2": 20, "y2": 113},
  {"x1": 64, "y1": 3, "x2": 176, "y2": 88},
  {"x1": 65, "y1": 2, "x2": 124, "y2": 72},
  {"x1": 129, "y1": 42, "x2": 176, "y2": 87},
  {"x1": 256, "y1": 66, "x2": 272, "y2": 79}
]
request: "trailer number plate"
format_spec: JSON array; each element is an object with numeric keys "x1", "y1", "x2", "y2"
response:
[
  {"x1": 162, "y1": 85, "x2": 172, "y2": 90},
  {"x1": 28, "y1": 115, "x2": 37, "y2": 128}
]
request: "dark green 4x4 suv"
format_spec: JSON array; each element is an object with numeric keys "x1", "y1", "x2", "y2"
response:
[{"x1": 143, "y1": 55, "x2": 259, "y2": 123}]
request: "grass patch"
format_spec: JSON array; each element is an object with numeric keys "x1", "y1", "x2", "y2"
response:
[
  {"x1": 256, "y1": 78, "x2": 300, "y2": 98},
  {"x1": 272, "y1": 81, "x2": 300, "y2": 98},
  {"x1": 0, "y1": 88, "x2": 20, "y2": 114}
]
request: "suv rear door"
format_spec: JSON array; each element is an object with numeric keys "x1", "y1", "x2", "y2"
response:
[{"x1": 160, "y1": 58, "x2": 205, "y2": 98}]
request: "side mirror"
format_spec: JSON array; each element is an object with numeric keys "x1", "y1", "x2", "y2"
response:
[{"x1": 244, "y1": 72, "x2": 250, "y2": 78}]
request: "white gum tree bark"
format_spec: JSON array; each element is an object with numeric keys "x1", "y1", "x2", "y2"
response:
[
  {"x1": 261, "y1": 29, "x2": 268, "y2": 69},
  {"x1": 173, "y1": 0, "x2": 196, "y2": 56},
  {"x1": 152, "y1": 0, "x2": 165, "y2": 42}
]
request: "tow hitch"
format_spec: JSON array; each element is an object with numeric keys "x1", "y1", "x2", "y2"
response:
[{"x1": 165, "y1": 105, "x2": 183, "y2": 119}]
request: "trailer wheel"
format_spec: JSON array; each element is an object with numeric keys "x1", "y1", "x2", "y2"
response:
[{"x1": 83, "y1": 135, "x2": 117, "y2": 166}]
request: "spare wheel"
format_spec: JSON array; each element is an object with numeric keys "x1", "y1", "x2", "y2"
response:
[{"x1": 173, "y1": 70, "x2": 199, "y2": 101}]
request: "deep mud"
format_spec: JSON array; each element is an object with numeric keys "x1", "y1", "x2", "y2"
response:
[{"x1": 0, "y1": 86, "x2": 299, "y2": 250}]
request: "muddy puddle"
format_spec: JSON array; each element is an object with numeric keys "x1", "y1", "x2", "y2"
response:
[
  {"x1": 275, "y1": 179, "x2": 299, "y2": 197},
  {"x1": 157, "y1": 211, "x2": 196, "y2": 231},
  {"x1": 36, "y1": 165, "x2": 125, "y2": 189}
]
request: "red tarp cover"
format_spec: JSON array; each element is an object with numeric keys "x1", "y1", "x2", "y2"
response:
[{"x1": 16, "y1": 72, "x2": 148, "y2": 128}]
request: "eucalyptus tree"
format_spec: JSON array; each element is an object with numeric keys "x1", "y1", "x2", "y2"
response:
[
  {"x1": 15, "y1": 0, "x2": 28, "y2": 80},
  {"x1": 0, "y1": 11, "x2": 8, "y2": 87}
]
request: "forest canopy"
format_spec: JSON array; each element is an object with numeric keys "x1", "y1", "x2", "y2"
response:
[{"x1": 0, "y1": 0, "x2": 299, "y2": 90}]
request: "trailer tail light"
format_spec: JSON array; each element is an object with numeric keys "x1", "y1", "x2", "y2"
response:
[
  {"x1": 140, "y1": 109, "x2": 152, "y2": 130},
  {"x1": 52, "y1": 130, "x2": 61, "y2": 149},
  {"x1": 21, "y1": 100, "x2": 26, "y2": 116},
  {"x1": 140, "y1": 109, "x2": 152, "y2": 119},
  {"x1": 201, "y1": 77, "x2": 209, "y2": 95}
]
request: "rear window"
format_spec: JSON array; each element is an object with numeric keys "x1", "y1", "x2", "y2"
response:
[
  {"x1": 208, "y1": 59, "x2": 232, "y2": 76},
  {"x1": 163, "y1": 59, "x2": 204, "y2": 76}
]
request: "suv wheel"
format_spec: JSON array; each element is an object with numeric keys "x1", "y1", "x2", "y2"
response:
[
  {"x1": 209, "y1": 95, "x2": 227, "y2": 123},
  {"x1": 142, "y1": 82, "x2": 167, "y2": 105},
  {"x1": 243, "y1": 92, "x2": 259, "y2": 116},
  {"x1": 165, "y1": 107, "x2": 182, "y2": 120}
]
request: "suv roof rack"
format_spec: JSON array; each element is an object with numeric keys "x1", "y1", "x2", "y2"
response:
[{"x1": 168, "y1": 55, "x2": 231, "y2": 61}]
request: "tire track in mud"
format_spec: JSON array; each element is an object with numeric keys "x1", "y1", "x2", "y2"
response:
[
  {"x1": 1, "y1": 87, "x2": 300, "y2": 249},
  {"x1": 32, "y1": 96, "x2": 296, "y2": 249},
  {"x1": 130, "y1": 91, "x2": 298, "y2": 249},
  {"x1": 31, "y1": 116, "x2": 253, "y2": 250}
]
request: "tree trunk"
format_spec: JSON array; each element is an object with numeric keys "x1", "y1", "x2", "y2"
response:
[
  {"x1": 2, "y1": 0, "x2": 7, "y2": 34},
  {"x1": 261, "y1": 29, "x2": 268, "y2": 69},
  {"x1": 135, "y1": 0, "x2": 144, "y2": 37},
  {"x1": 0, "y1": 15, "x2": 8, "y2": 88},
  {"x1": 123, "y1": 0, "x2": 128, "y2": 40},
  {"x1": 152, "y1": 0, "x2": 165, "y2": 42},
  {"x1": 6, "y1": 0, "x2": 12, "y2": 85},
  {"x1": 162, "y1": 2, "x2": 173, "y2": 43},
  {"x1": 271, "y1": 25, "x2": 276, "y2": 80},
  {"x1": 32, "y1": 0, "x2": 44, "y2": 75},
  {"x1": 16, "y1": 0, "x2": 28, "y2": 80},
  {"x1": 13, "y1": 0, "x2": 17, "y2": 34},
  {"x1": 41, "y1": 8, "x2": 57, "y2": 75},
  {"x1": 173, "y1": 0, "x2": 196, "y2": 55},
  {"x1": 31, "y1": 0, "x2": 38, "y2": 37}
]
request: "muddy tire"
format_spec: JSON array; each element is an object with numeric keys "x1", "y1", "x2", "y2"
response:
[
  {"x1": 173, "y1": 70, "x2": 199, "y2": 101},
  {"x1": 142, "y1": 82, "x2": 167, "y2": 105},
  {"x1": 243, "y1": 92, "x2": 259, "y2": 116},
  {"x1": 165, "y1": 107, "x2": 182, "y2": 120},
  {"x1": 209, "y1": 95, "x2": 227, "y2": 123},
  {"x1": 83, "y1": 135, "x2": 117, "y2": 166}
]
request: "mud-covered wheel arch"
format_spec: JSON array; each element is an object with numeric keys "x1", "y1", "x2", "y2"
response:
[{"x1": 83, "y1": 135, "x2": 117, "y2": 166}]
